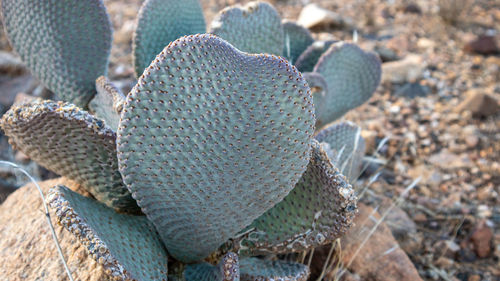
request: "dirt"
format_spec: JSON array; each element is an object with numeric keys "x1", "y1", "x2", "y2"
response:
[{"x1": 0, "y1": 0, "x2": 499, "y2": 280}]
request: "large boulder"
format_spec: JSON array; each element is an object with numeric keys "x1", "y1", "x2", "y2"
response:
[{"x1": 0, "y1": 178, "x2": 111, "y2": 281}]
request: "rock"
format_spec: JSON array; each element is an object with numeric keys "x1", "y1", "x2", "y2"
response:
[
  {"x1": 0, "y1": 179, "x2": 18, "y2": 204},
  {"x1": 455, "y1": 90, "x2": 500, "y2": 118},
  {"x1": 394, "y1": 82, "x2": 430, "y2": 98},
  {"x1": 382, "y1": 54, "x2": 425, "y2": 84},
  {"x1": 340, "y1": 204, "x2": 423, "y2": 281},
  {"x1": 297, "y1": 4, "x2": 354, "y2": 30},
  {"x1": 0, "y1": 178, "x2": 112, "y2": 281},
  {"x1": 361, "y1": 130, "x2": 377, "y2": 154},
  {"x1": 434, "y1": 240, "x2": 461, "y2": 258},
  {"x1": 0, "y1": 51, "x2": 26, "y2": 76},
  {"x1": 374, "y1": 45, "x2": 399, "y2": 62},
  {"x1": 464, "y1": 35, "x2": 499, "y2": 55},
  {"x1": 13, "y1": 92, "x2": 37, "y2": 105},
  {"x1": 429, "y1": 150, "x2": 473, "y2": 169},
  {"x1": 469, "y1": 220, "x2": 493, "y2": 258},
  {"x1": 14, "y1": 151, "x2": 30, "y2": 164},
  {"x1": 403, "y1": 3, "x2": 422, "y2": 14},
  {"x1": 417, "y1": 38, "x2": 436, "y2": 49},
  {"x1": 0, "y1": 74, "x2": 37, "y2": 110}
]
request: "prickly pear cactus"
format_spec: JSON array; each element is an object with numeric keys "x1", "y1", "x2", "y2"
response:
[
  {"x1": 240, "y1": 258, "x2": 310, "y2": 281},
  {"x1": 282, "y1": 20, "x2": 314, "y2": 64},
  {"x1": 185, "y1": 252, "x2": 239, "y2": 281},
  {"x1": 0, "y1": 100, "x2": 139, "y2": 213},
  {"x1": 117, "y1": 34, "x2": 315, "y2": 262},
  {"x1": 313, "y1": 42, "x2": 382, "y2": 125},
  {"x1": 133, "y1": 0, "x2": 206, "y2": 77},
  {"x1": 1, "y1": 0, "x2": 113, "y2": 107},
  {"x1": 315, "y1": 121, "x2": 366, "y2": 181},
  {"x1": 238, "y1": 140, "x2": 356, "y2": 255},
  {"x1": 88, "y1": 76, "x2": 126, "y2": 131},
  {"x1": 47, "y1": 185, "x2": 169, "y2": 281},
  {"x1": 210, "y1": 1, "x2": 284, "y2": 56},
  {"x1": 294, "y1": 40, "x2": 337, "y2": 73}
]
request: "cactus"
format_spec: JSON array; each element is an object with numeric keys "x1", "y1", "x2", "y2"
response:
[
  {"x1": 133, "y1": 0, "x2": 206, "y2": 77},
  {"x1": 47, "y1": 185, "x2": 168, "y2": 280},
  {"x1": 210, "y1": 2, "x2": 284, "y2": 56},
  {"x1": 0, "y1": 1, "x2": 386, "y2": 280},
  {"x1": 118, "y1": 34, "x2": 315, "y2": 262},
  {"x1": 295, "y1": 40, "x2": 337, "y2": 73},
  {"x1": 240, "y1": 258, "x2": 310, "y2": 281},
  {"x1": 0, "y1": 100, "x2": 139, "y2": 213},
  {"x1": 315, "y1": 121, "x2": 366, "y2": 181},
  {"x1": 237, "y1": 140, "x2": 356, "y2": 256},
  {"x1": 1, "y1": 0, "x2": 112, "y2": 108},
  {"x1": 282, "y1": 20, "x2": 314, "y2": 64},
  {"x1": 88, "y1": 76, "x2": 126, "y2": 131},
  {"x1": 313, "y1": 42, "x2": 382, "y2": 125},
  {"x1": 185, "y1": 252, "x2": 239, "y2": 281}
]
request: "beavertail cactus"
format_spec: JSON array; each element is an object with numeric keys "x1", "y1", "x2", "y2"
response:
[
  {"x1": 185, "y1": 252, "x2": 239, "y2": 281},
  {"x1": 47, "y1": 185, "x2": 168, "y2": 280},
  {"x1": 0, "y1": 1, "x2": 384, "y2": 280},
  {"x1": 315, "y1": 121, "x2": 366, "y2": 181},
  {"x1": 0, "y1": 100, "x2": 139, "y2": 213},
  {"x1": 312, "y1": 42, "x2": 382, "y2": 125},
  {"x1": 238, "y1": 140, "x2": 356, "y2": 256},
  {"x1": 210, "y1": 2, "x2": 284, "y2": 56},
  {"x1": 118, "y1": 34, "x2": 315, "y2": 262},
  {"x1": 88, "y1": 76, "x2": 126, "y2": 131},
  {"x1": 1, "y1": 0, "x2": 112, "y2": 107},
  {"x1": 295, "y1": 40, "x2": 338, "y2": 73},
  {"x1": 133, "y1": 0, "x2": 206, "y2": 77},
  {"x1": 239, "y1": 258, "x2": 310, "y2": 281},
  {"x1": 282, "y1": 20, "x2": 315, "y2": 64}
]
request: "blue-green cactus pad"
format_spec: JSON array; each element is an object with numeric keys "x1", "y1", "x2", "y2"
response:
[
  {"x1": 47, "y1": 185, "x2": 168, "y2": 281},
  {"x1": 240, "y1": 258, "x2": 309, "y2": 281},
  {"x1": 132, "y1": 0, "x2": 206, "y2": 77},
  {"x1": 302, "y1": 72, "x2": 328, "y2": 120},
  {"x1": 313, "y1": 42, "x2": 382, "y2": 124},
  {"x1": 294, "y1": 40, "x2": 337, "y2": 73},
  {"x1": 282, "y1": 21, "x2": 314, "y2": 64},
  {"x1": 210, "y1": 2, "x2": 284, "y2": 56},
  {"x1": 88, "y1": 76, "x2": 126, "y2": 131},
  {"x1": 237, "y1": 140, "x2": 356, "y2": 255},
  {"x1": 315, "y1": 121, "x2": 365, "y2": 181},
  {"x1": 1, "y1": 0, "x2": 112, "y2": 107},
  {"x1": 185, "y1": 252, "x2": 240, "y2": 281},
  {"x1": 0, "y1": 100, "x2": 138, "y2": 213},
  {"x1": 117, "y1": 34, "x2": 315, "y2": 262}
]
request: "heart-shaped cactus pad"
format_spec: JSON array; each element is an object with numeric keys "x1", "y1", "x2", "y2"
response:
[{"x1": 117, "y1": 34, "x2": 315, "y2": 262}]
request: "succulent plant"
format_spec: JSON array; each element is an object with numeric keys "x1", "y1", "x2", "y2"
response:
[{"x1": 1, "y1": 1, "x2": 382, "y2": 280}]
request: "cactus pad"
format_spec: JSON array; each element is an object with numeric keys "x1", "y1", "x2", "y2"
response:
[
  {"x1": 294, "y1": 40, "x2": 337, "y2": 72},
  {"x1": 302, "y1": 72, "x2": 328, "y2": 120},
  {"x1": 117, "y1": 34, "x2": 315, "y2": 262},
  {"x1": 0, "y1": 100, "x2": 139, "y2": 213},
  {"x1": 210, "y1": 2, "x2": 284, "y2": 56},
  {"x1": 88, "y1": 76, "x2": 126, "y2": 131},
  {"x1": 240, "y1": 258, "x2": 310, "y2": 281},
  {"x1": 185, "y1": 252, "x2": 240, "y2": 281},
  {"x1": 47, "y1": 185, "x2": 168, "y2": 281},
  {"x1": 132, "y1": 0, "x2": 206, "y2": 77},
  {"x1": 313, "y1": 42, "x2": 382, "y2": 124},
  {"x1": 315, "y1": 121, "x2": 365, "y2": 181},
  {"x1": 282, "y1": 21, "x2": 314, "y2": 64},
  {"x1": 237, "y1": 140, "x2": 356, "y2": 255},
  {"x1": 1, "y1": 0, "x2": 112, "y2": 107}
]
